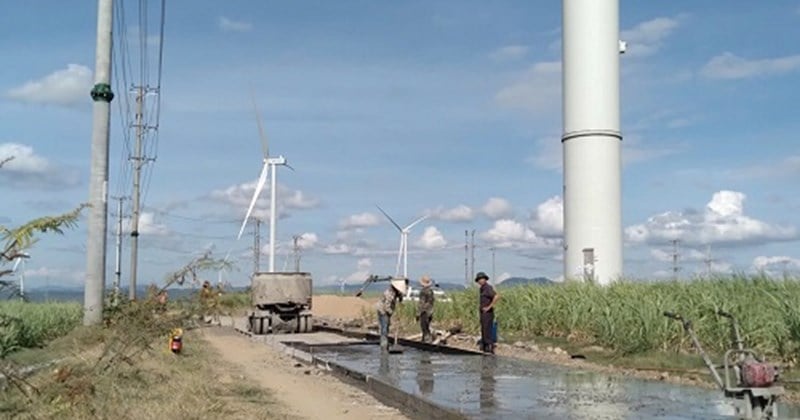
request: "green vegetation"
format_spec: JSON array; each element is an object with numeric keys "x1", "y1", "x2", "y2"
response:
[
  {"x1": 397, "y1": 274, "x2": 800, "y2": 360},
  {"x1": 0, "y1": 301, "x2": 82, "y2": 356}
]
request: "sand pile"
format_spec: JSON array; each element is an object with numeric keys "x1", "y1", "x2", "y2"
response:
[{"x1": 312, "y1": 295, "x2": 374, "y2": 320}]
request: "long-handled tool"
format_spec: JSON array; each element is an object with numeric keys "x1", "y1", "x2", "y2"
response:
[{"x1": 388, "y1": 324, "x2": 404, "y2": 354}]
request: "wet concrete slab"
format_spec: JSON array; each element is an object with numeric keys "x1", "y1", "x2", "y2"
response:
[{"x1": 310, "y1": 344, "x2": 800, "y2": 419}]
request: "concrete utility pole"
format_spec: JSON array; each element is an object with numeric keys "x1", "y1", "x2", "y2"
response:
[
  {"x1": 253, "y1": 219, "x2": 261, "y2": 274},
  {"x1": 464, "y1": 230, "x2": 469, "y2": 287},
  {"x1": 562, "y1": 0, "x2": 624, "y2": 285},
  {"x1": 704, "y1": 245, "x2": 713, "y2": 278},
  {"x1": 470, "y1": 229, "x2": 476, "y2": 282},
  {"x1": 671, "y1": 239, "x2": 680, "y2": 281},
  {"x1": 84, "y1": 0, "x2": 114, "y2": 326},
  {"x1": 112, "y1": 196, "x2": 126, "y2": 306},
  {"x1": 128, "y1": 87, "x2": 144, "y2": 301},
  {"x1": 292, "y1": 234, "x2": 301, "y2": 272},
  {"x1": 491, "y1": 247, "x2": 496, "y2": 280}
]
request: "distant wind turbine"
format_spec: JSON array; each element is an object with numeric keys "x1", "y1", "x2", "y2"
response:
[
  {"x1": 376, "y1": 205, "x2": 427, "y2": 278},
  {"x1": 236, "y1": 98, "x2": 293, "y2": 273}
]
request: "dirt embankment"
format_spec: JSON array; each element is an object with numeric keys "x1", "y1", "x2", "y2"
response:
[{"x1": 312, "y1": 295, "x2": 374, "y2": 320}]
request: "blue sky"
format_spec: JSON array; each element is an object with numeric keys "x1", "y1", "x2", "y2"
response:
[{"x1": 2, "y1": 1, "x2": 800, "y2": 290}]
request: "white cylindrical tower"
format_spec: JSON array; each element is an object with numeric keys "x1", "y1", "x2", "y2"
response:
[{"x1": 562, "y1": 0, "x2": 623, "y2": 285}]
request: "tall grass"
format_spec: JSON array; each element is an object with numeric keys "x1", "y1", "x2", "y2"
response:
[
  {"x1": 0, "y1": 301, "x2": 82, "y2": 356},
  {"x1": 398, "y1": 274, "x2": 800, "y2": 359}
]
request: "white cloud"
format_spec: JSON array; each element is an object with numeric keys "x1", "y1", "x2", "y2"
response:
[
  {"x1": 494, "y1": 61, "x2": 561, "y2": 115},
  {"x1": 123, "y1": 212, "x2": 170, "y2": 236},
  {"x1": 531, "y1": 196, "x2": 563, "y2": 237},
  {"x1": 489, "y1": 45, "x2": 529, "y2": 62},
  {"x1": 7, "y1": 64, "x2": 93, "y2": 107},
  {"x1": 701, "y1": 53, "x2": 800, "y2": 80},
  {"x1": 219, "y1": 17, "x2": 253, "y2": 33},
  {"x1": 345, "y1": 258, "x2": 373, "y2": 282},
  {"x1": 296, "y1": 233, "x2": 318, "y2": 250},
  {"x1": 425, "y1": 205, "x2": 474, "y2": 222},
  {"x1": 281, "y1": 188, "x2": 321, "y2": 209},
  {"x1": 339, "y1": 212, "x2": 381, "y2": 229},
  {"x1": 626, "y1": 190, "x2": 797, "y2": 246},
  {"x1": 482, "y1": 219, "x2": 550, "y2": 249},
  {"x1": 416, "y1": 226, "x2": 447, "y2": 250},
  {"x1": 209, "y1": 180, "x2": 320, "y2": 220},
  {"x1": 753, "y1": 256, "x2": 800, "y2": 270},
  {"x1": 323, "y1": 243, "x2": 352, "y2": 255},
  {"x1": 138, "y1": 212, "x2": 170, "y2": 236},
  {"x1": 0, "y1": 142, "x2": 81, "y2": 189},
  {"x1": 620, "y1": 17, "x2": 680, "y2": 57},
  {"x1": 482, "y1": 197, "x2": 513, "y2": 220}
]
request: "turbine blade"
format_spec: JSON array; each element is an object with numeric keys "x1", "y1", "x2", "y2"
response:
[
  {"x1": 376, "y1": 205, "x2": 402, "y2": 232},
  {"x1": 284, "y1": 162, "x2": 295, "y2": 172},
  {"x1": 237, "y1": 163, "x2": 271, "y2": 240},
  {"x1": 405, "y1": 214, "x2": 429, "y2": 231},
  {"x1": 251, "y1": 95, "x2": 270, "y2": 158}
]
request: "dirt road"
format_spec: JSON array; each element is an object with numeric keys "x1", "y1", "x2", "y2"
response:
[{"x1": 202, "y1": 327, "x2": 407, "y2": 420}]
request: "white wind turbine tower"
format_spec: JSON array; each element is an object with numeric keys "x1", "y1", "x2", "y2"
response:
[
  {"x1": 376, "y1": 205, "x2": 427, "y2": 279},
  {"x1": 237, "y1": 100, "x2": 293, "y2": 273},
  {"x1": 11, "y1": 252, "x2": 30, "y2": 300}
]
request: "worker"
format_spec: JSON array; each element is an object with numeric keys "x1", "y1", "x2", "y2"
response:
[
  {"x1": 199, "y1": 280, "x2": 217, "y2": 324},
  {"x1": 375, "y1": 277, "x2": 407, "y2": 351},
  {"x1": 417, "y1": 275, "x2": 435, "y2": 343},
  {"x1": 475, "y1": 272, "x2": 500, "y2": 354}
]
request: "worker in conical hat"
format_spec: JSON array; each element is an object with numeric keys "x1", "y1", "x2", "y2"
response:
[{"x1": 375, "y1": 277, "x2": 407, "y2": 351}]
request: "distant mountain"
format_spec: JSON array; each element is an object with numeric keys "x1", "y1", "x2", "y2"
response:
[{"x1": 496, "y1": 276, "x2": 554, "y2": 288}]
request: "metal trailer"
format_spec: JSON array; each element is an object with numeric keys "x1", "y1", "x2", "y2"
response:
[
  {"x1": 248, "y1": 272, "x2": 313, "y2": 334},
  {"x1": 664, "y1": 310, "x2": 783, "y2": 419}
]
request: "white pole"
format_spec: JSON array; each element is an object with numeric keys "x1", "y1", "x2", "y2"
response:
[
  {"x1": 403, "y1": 232, "x2": 408, "y2": 278},
  {"x1": 19, "y1": 259, "x2": 25, "y2": 301},
  {"x1": 269, "y1": 163, "x2": 277, "y2": 272},
  {"x1": 562, "y1": 0, "x2": 623, "y2": 285},
  {"x1": 84, "y1": 0, "x2": 114, "y2": 325}
]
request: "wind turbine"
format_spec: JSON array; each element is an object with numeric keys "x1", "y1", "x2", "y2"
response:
[
  {"x1": 236, "y1": 99, "x2": 292, "y2": 273},
  {"x1": 11, "y1": 252, "x2": 30, "y2": 300},
  {"x1": 376, "y1": 205, "x2": 427, "y2": 279}
]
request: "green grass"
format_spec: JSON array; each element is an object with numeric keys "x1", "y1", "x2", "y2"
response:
[
  {"x1": 397, "y1": 274, "x2": 800, "y2": 360},
  {"x1": 0, "y1": 301, "x2": 82, "y2": 356}
]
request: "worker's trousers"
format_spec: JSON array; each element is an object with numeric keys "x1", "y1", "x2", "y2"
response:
[
  {"x1": 479, "y1": 311, "x2": 495, "y2": 353},
  {"x1": 419, "y1": 313, "x2": 433, "y2": 343},
  {"x1": 377, "y1": 311, "x2": 391, "y2": 349}
]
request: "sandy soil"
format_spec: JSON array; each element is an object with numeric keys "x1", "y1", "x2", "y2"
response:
[
  {"x1": 313, "y1": 295, "x2": 374, "y2": 320},
  {"x1": 201, "y1": 327, "x2": 407, "y2": 420}
]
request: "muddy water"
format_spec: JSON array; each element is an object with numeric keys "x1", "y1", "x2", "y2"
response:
[{"x1": 313, "y1": 345, "x2": 800, "y2": 419}]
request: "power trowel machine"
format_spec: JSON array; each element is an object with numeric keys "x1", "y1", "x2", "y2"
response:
[{"x1": 664, "y1": 310, "x2": 783, "y2": 419}]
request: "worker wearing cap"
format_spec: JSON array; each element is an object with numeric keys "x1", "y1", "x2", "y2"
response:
[
  {"x1": 417, "y1": 275, "x2": 435, "y2": 343},
  {"x1": 376, "y1": 277, "x2": 407, "y2": 351},
  {"x1": 475, "y1": 272, "x2": 500, "y2": 354}
]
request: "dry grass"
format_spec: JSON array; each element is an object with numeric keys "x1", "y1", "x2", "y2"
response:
[{"x1": 1, "y1": 298, "x2": 284, "y2": 419}]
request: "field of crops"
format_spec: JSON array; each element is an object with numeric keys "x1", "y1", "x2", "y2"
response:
[
  {"x1": 398, "y1": 275, "x2": 800, "y2": 359},
  {"x1": 0, "y1": 301, "x2": 82, "y2": 356}
]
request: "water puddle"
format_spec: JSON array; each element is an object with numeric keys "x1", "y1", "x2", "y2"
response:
[{"x1": 312, "y1": 344, "x2": 800, "y2": 419}]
